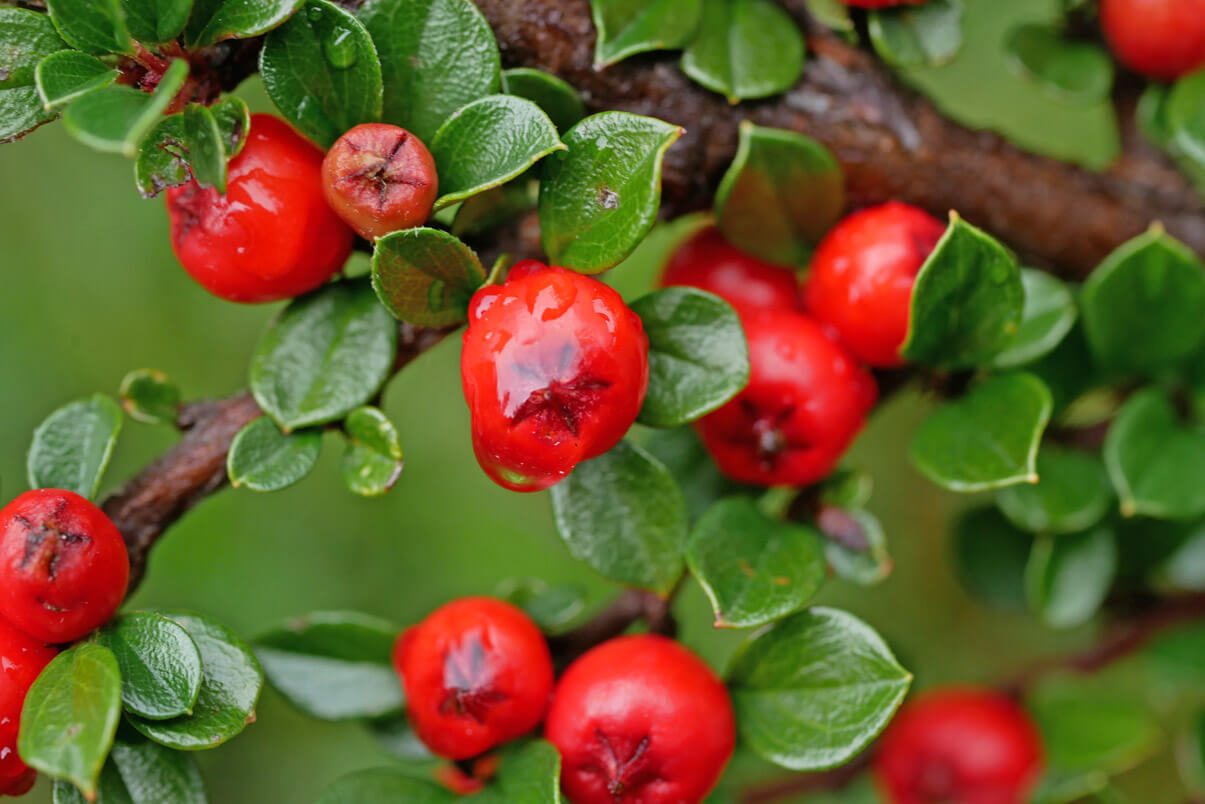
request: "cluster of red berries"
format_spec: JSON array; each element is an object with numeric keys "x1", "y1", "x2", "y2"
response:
[
  {"x1": 0, "y1": 489, "x2": 130, "y2": 796},
  {"x1": 393, "y1": 597, "x2": 735, "y2": 804}
]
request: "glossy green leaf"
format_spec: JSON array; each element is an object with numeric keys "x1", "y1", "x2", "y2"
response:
[
  {"x1": 1030, "y1": 684, "x2": 1161, "y2": 774},
  {"x1": 1104, "y1": 388, "x2": 1205, "y2": 520},
  {"x1": 371, "y1": 227, "x2": 485, "y2": 326},
  {"x1": 28, "y1": 393, "x2": 123, "y2": 499},
  {"x1": 47, "y1": 0, "x2": 133, "y2": 54},
  {"x1": 227, "y1": 417, "x2": 323, "y2": 492},
  {"x1": 805, "y1": 0, "x2": 854, "y2": 37},
  {"x1": 549, "y1": 440, "x2": 688, "y2": 594},
  {"x1": 714, "y1": 122, "x2": 844, "y2": 267},
  {"x1": 181, "y1": 103, "x2": 225, "y2": 191},
  {"x1": 122, "y1": 0, "x2": 192, "y2": 43},
  {"x1": 910, "y1": 372, "x2": 1052, "y2": 492},
  {"x1": 539, "y1": 112, "x2": 682, "y2": 273},
  {"x1": 183, "y1": 0, "x2": 303, "y2": 48},
  {"x1": 642, "y1": 426, "x2": 747, "y2": 522},
  {"x1": 341, "y1": 406, "x2": 403, "y2": 496},
  {"x1": 211, "y1": 96, "x2": 251, "y2": 157},
  {"x1": 63, "y1": 58, "x2": 188, "y2": 156},
  {"x1": 1154, "y1": 521, "x2": 1205, "y2": 591},
  {"x1": 476, "y1": 740, "x2": 562, "y2": 804},
  {"x1": 953, "y1": 506, "x2": 1033, "y2": 611},
  {"x1": 728, "y1": 607, "x2": 911, "y2": 770},
  {"x1": 1146, "y1": 623, "x2": 1205, "y2": 684},
  {"x1": 996, "y1": 446, "x2": 1111, "y2": 534},
  {"x1": 1005, "y1": 23, "x2": 1113, "y2": 104},
  {"x1": 135, "y1": 100, "x2": 248, "y2": 198},
  {"x1": 1026, "y1": 528, "x2": 1117, "y2": 628},
  {"x1": 251, "y1": 281, "x2": 398, "y2": 432},
  {"x1": 591, "y1": 0, "x2": 702, "y2": 66},
  {"x1": 1166, "y1": 67, "x2": 1205, "y2": 134},
  {"x1": 318, "y1": 768, "x2": 455, "y2": 804},
  {"x1": 451, "y1": 180, "x2": 536, "y2": 238},
  {"x1": 53, "y1": 737, "x2": 208, "y2": 804},
  {"x1": 821, "y1": 507, "x2": 893, "y2": 587},
  {"x1": 502, "y1": 68, "x2": 585, "y2": 134},
  {"x1": 682, "y1": 0, "x2": 804, "y2": 102},
  {"x1": 368, "y1": 716, "x2": 434, "y2": 762},
  {"x1": 496, "y1": 578, "x2": 588, "y2": 634},
  {"x1": 97, "y1": 612, "x2": 203, "y2": 721},
  {"x1": 869, "y1": 0, "x2": 963, "y2": 67},
  {"x1": 36, "y1": 51, "x2": 117, "y2": 110},
  {"x1": 119, "y1": 368, "x2": 180, "y2": 424},
  {"x1": 0, "y1": 8, "x2": 67, "y2": 142},
  {"x1": 992, "y1": 268, "x2": 1077, "y2": 368}
]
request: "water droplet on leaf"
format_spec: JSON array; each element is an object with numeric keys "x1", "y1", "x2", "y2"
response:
[{"x1": 323, "y1": 28, "x2": 359, "y2": 69}]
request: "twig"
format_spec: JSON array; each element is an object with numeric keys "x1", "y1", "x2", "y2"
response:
[{"x1": 548, "y1": 587, "x2": 679, "y2": 670}]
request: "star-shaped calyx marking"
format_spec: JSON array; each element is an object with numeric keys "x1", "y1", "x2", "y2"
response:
[
  {"x1": 338, "y1": 131, "x2": 430, "y2": 213},
  {"x1": 731, "y1": 400, "x2": 811, "y2": 470},
  {"x1": 14, "y1": 500, "x2": 90, "y2": 582},
  {"x1": 439, "y1": 633, "x2": 508, "y2": 724},
  {"x1": 591, "y1": 729, "x2": 658, "y2": 801},
  {"x1": 508, "y1": 374, "x2": 612, "y2": 437}
]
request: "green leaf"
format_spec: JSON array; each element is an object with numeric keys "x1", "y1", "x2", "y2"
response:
[
  {"x1": 1105, "y1": 388, "x2": 1205, "y2": 520},
  {"x1": 804, "y1": 0, "x2": 854, "y2": 37},
  {"x1": 868, "y1": 0, "x2": 963, "y2": 67},
  {"x1": 549, "y1": 440, "x2": 688, "y2": 595},
  {"x1": 28, "y1": 393, "x2": 123, "y2": 499},
  {"x1": 1146, "y1": 623, "x2": 1205, "y2": 684},
  {"x1": 318, "y1": 768, "x2": 455, "y2": 804},
  {"x1": 502, "y1": 68, "x2": 585, "y2": 134},
  {"x1": 128, "y1": 612, "x2": 263, "y2": 750},
  {"x1": 180, "y1": 103, "x2": 225, "y2": 191},
  {"x1": 953, "y1": 506, "x2": 1033, "y2": 611},
  {"x1": 341, "y1": 406, "x2": 403, "y2": 496},
  {"x1": 910, "y1": 372, "x2": 1052, "y2": 492},
  {"x1": 19, "y1": 643, "x2": 123, "y2": 799},
  {"x1": 901, "y1": 214, "x2": 1024, "y2": 367},
  {"x1": 451, "y1": 180, "x2": 537, "y2": 238},
  {"x1": 63, "y1": 58, "x2": 189, "y2": 156},
  {"x1": 1154, "y1": 521, "x2": 1205, "y2": 591},
  {"x1": 1026, "y1": 528, "x2": 1117, "y2": 628},
  {"x1": 821, "y1": 507, "x2": 893, "y2": 587},
  {"x1": 53, "y1": 737, "x2": 208, "y2": 804},
  {"x1": 36, "y1": 51, "x2": 118, "y2": 110},
  {"x1": 371, "y1": 227, "x2": 485, "y2": 326},
  {"x1": 96, "y1": 613, "x2": 203, "y2": 721},
  {"x1": 1005, "y1": 23, "x2": 1113, "y2": 104},
  {"x1": 260, "y1": 0, "x2": 382, "y2": 149},
  {"x1": 496, "y1": 578, "x2": 588, "y2": 634},
  {"x1": 728, "y1": 607, "x2": 911, "y2": 770},
  {"x1": 631, "y1": 287, "x2": 749, "y2": 428},
  {"x1": 992, "y1": 268, "x2": 1077, "y2": 369},
  {"x1": 713, "y1": 122, "x2": 844, "y2": 268},
  {"x1": 368, "y1": 716, "x2": 434, "y2": 762},
  {"x1": 135, "y1": 100, "x2": 248, "y2": 198},
  {"x1": 682, "y1": 0, "x2": 804, "y2": 102},
  {"x1": 687, "y1": 498, "x2": 825, "y2": 628},
  {"x1": 251, "y1": 281, "x2": 399, "y2": 432},
  {"x1": 47, "y1": 0, "x2": 132, "y2": 54},
  {"x1": 477, "y1": 740, "x2": 562, "y2": 804},
  {"x1": 255, "y1": 611, "x2": 403, "y2": 721},
  {"x1": 996, "y1": 446, "x2": 1112, "y2": 534},
  {"x1": 539, "y1": 112, "x2": 682, "y2": 274},
  {"x1": 591, "y1": 0, "x2": 702, "y2": 67},
  {"x1": 1080, "y1": 228, "x2": 1205, "y2": 374},
  {"x1": 642, "y1": 426, "x2": 748, "y2": 522},
  {"x1": 183, "y1": 0, "x2": 303, "y2": 48},
  {"x1": 1030, "y1": 684, "x2": 1160, "y2": 774},
  {"x1": 227, "y1": 417, "x2": 323, "y2": 492},
  {"x1": 122, "y1": 0, "x2": 192, "y2": 43},
  {"x1": 211, "y1": 96, "x2": 251, "y2": 157},
  {"x1": 119, "y1": 368, "x2": 180, "y2": 425},
  {"x1": 357, "y1": 0, "x2": 500, "y2": 143},
  {"x1": 0, "y1": 8, "x2": 68, "y2": 142}
]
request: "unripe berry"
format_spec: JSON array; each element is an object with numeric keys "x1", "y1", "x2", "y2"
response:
[
  {"x1": 321, "y1": 123, "x2": 439, "y2": 240},
  {"x1": 660, "y1": 226, "x2": 801, "y2": 316},
  {"x1": 1100, "y1": 0, "x2": 1205, "y2": 80},
  {"x1": 874, "y1": 687, "x2": 1044, "y2": 804},
  {"x1": 392, "y1": 597, "x2": 554, "y2": 760},
  {"x1": 461, "y1": 261, "x2": 650, "y2": 492},
  {"x1": 0, "y1": 618, "x2": 57, "y2": 797},
  {"x1": 165, "y1": 114, "x2": 354, "y2": 303},
  {"x1": 545, "y1": 635, "x2": 735, "y2": 804},
  {"x1": 695, "y1": 310, "x2": 876, "y2": 487},
  {"x1": 0, "y1": 489, "x2": 130, "y2": 644},
  {"x1": 803, "y1": 202, "x2": 945, "y2": 368}
]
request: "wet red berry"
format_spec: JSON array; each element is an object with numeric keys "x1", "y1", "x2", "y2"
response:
[
  {"x1": 0, "y1": 618, "x2": 57, "y2": 796},
  {"x1": 874, "y1": 687, "x2": 1044, "y2": 804},
  {"x1": 546, "y1": 635, "x2": 735, "y2": 804},
  {"x1": 393, "y1": 597, "x2": 554, "y2": 760},
  {"x1": 0, "y1": 489, "x2": 130, "y2": 644},
  {"x1": 461, "y1": 261, "x2": 650, "y2": 492},
  {"x1": 322, "y1": 123, "x2": 439, "y2": 241},
  {"x1": 803, "y1": 202, "x2": 945, "y2": 368},
  {"x1": 694, "y1": 310, "x2": 876, "y2": 487},
  {"x1": 660, "y1": 226, "x2": 801, "y2": 316},
  {"x1": 165, "y1": 114, "x2": 354, "y2": 303},
  {"x1": 1100, "y1": 0, "x2": 1205, "y2": 80}
]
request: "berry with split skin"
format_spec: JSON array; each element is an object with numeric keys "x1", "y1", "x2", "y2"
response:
[
  {"x1": 803, "y1": 201, "x2": 946, "y2": 368},
  {"x1": 1100, "y1": 0, "x2": 1205, "y2": 80},
  {"x1": 874, "y1": 687, "x2": 1044, "y2": 804},
  {"x1": 0, "y1": 489, "x2": 130, "y2": 644},
  {"x1": 545, "y1": 634, "x2": 735, "y2": 804},
  {"x1": 461, "y1": 261, "x2": 650, "y2": 492},
  {"x1": 322, "y1": 123, "x2": 439, "y2": 241},
  {"x1": 165, "y1": 114, "x2": 354, "y2": 304},
  {"x1": 392, "y1": 597, "x2": 554, "y2": 760},
  {"x1": 694, "y1": 309, "x2": 876, "y2": 487},
  {"x1": 660, "y1": 226, "x2": 801, "y2": 316},
  {"x1": 0, "y1": 618, "x2": 57, "y2": 797}
]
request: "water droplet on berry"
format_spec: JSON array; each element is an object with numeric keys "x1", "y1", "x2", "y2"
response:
[{"x1": 323, "y1": 28, "x2": 359, "y2": 69}]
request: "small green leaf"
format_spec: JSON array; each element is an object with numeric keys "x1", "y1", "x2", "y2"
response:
[
  {"x1": 1005, "y1": 24, "x2": 1113, "y2": 104},
  {"x1": 36, "y1": 51, "x2": 117, "y2": 110},
  {"x1": 1026, "y1": 528, "x2": 1117, "y2": 629},
  {"x1": 1104, "y1": 388, "x2": 1205, "y2": 520},
  {"x1": 997, "y1": 446, "x2": 1112, "y2": 534},
  {"x1": 28, "y1": 393, "x2": 123, "y2": 499},
  {"x1": 1154, "y1": 521, "x2": 1205, "y2": 591},
  {"x1": 496, "y1": 578, "x2": 588, "y2": 634},
  {"x1": 119, "y1": 368, "x2": 180, "y2": 425},
  {"x1": 227, "y1": 417, "x2": 323, "y2": 492},
  {"x1": 821, "y1": 507, "x2": 893, "y2": 587},
  {"x1": 642, "y1": 426, "x2": 748, "y2": 522},
  {"x1": 868, "y1": 0, "x2": 963, "y2": 67},
  {"x1": 953, "y1": 506, "x2": 1033, "y2": 611},
  {"x1": 341, "y1": 406, "x2": 403, "y2": 496},
  {"x1": 122, "y1": 0, "x2": 193, "y2": 43},
  {"x1": 183, "y1": 0, "x2": 303, "y2": 48},
  {"x1": 1030, "y1": 684, "x2": 1161, "y2": 774},
  {"x1": 549, "y1": 440, "x2": 688, "y2": 595},
  {"x1": 53, "y1": 736, "x2": 208, "y2": 804},
  {"x1": 0, "y1": 8, "x2": 68, "y2": 143},
  {"x1": 368, "y1": 716, "x2": 434, "y2": 762},
  {"x1": 63, "y1": 58, "x2": 189, "y2": 156},
  {"x1": 371, "y1": 227, "x2": 485, "y2": 326},
  {"x1": 910, "y1": 372, "x2": 1052, "y2": 492},
  {"x1": 47, "y1": 0, "x2": 133, "y2": 54},
  {"x1": 1146, "y1": 623, "x2": 1205, "y2": 684},
  {"x1": 96, "y1": 612, "x2": 203, "y2": 721},
  {"x1": 451, "y1": 180, "x2": 536, "y2": 239},
  {"x1": 992, "y1": 269, "x2": 1077, "y2": 369},
  {"x1": 211, "y1": 96, "x2": 251, "y2": 157},
  {"x1": 477, "y1": 740, "x2": 562, "y2": 804},
  {"x1": 502, "y1": 68, "x2": 585, "y2": 134},
  {"x1": 318, "y1": 768, "x2": 455, "y2": 804},
  {"x1": 682, "y1": 0, "x2": 805, "y2": 102},
  {"x1": 591, "y1": 0, "x2": 702, "y2": 67},
  {"x1": 181, "y1": 103, "x2": 225, "y2": 191},
  {"x1": 804, "y1": 0, "x2": 853, "y2": 37},
  {"x1": 135, "y1": 113, "x2": 189, "y2": 197}
]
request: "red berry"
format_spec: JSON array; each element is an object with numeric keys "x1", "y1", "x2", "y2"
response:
[
  {"x1": 874, "y1": 687, "x2": 1044, "y2": 804},
  {"x1": 461, "y1": 261, "x2": 650, "y2": 492},
  {"x1": 0, "y1": 618, "x2": 57, "y2": 796},
  {"x1": 660, "y1": 226, "x2": 801, "y2": 316},
  {"x1": 0, "y1": 489, "x2": 130, "y2": 644},
  {"x1": 165, "y1": 114, "x2": 354, "y2": 303},
  {"x1": 839, "y1": 0, "x2": 929, "y2": 7},
  {"x1": 392, "y1": 597, "x2": 554, "y2": 760},
  {"x1": 803, "y1": 202, "x2": 945, "y2": 368},
  {"x1": 321, "y1": 123, "x2": 439, "y2": 241},
  {"x1": 1101, "y1": 0, "x2": 1205, "y2": 80},
  {"x1": 694, "y1": 310, "x2": 876, "y2": 487},
  {"x1": 545, "y1": 635, "x2": 735, "y2": 804}
]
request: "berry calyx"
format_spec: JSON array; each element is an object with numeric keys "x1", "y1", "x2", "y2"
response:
[
  {"x1": 545, "y1": 634, "x2": 735, "y2": 804},
  {"x1": 461, "y1": 261, "x2": 650, "y2": 492},
  {"x1": 165, "y1": 114, "x2": 354, "y2": 304},
  {"x1": 803, "y1": 201, "x2": 946, "y2": 368},
  {"x1": 392, "y1": 597, "x2": 554, "y2": 760},
  {"x1": 0, "y1": 489, "x2": 130, "y2": 644},
  {"x1": 694, "y1": 310, "x2": 876, "y2": 487},
  {"x1": 660, "y1": 226, "x2": 802, "y2": 316},
  {"x1": 0, "y1": 618, "x2": 57, "y2": 796},
  {"x1": 321, "y1": 123, "x2": 439, "y2": 240},
  {"x1": 1100, "y1": 0, "x2": 1205, "y2": 80},
  {"x1": 874, "y1": 687, "x2": 1044, "y2": 804}
]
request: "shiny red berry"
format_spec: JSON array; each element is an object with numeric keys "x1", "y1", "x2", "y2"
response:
[
  {"x1": 392, "y1": 597, "x2": 554, "y2": 760},
  {"x1": 803, "y1": 202, "x2": 945, "y2": 368},
  {"x1": 165, "y1": 114, "x2": 354, "y2": 303},
  {"x1": 660, "y1": 226, "x2": 801, "y2": 316},
  {"x1": 0, "y1": 489, "x2": 130, "y2": 644},
  {"x1": 461, "y1": 261, "x2": 650, "y2": 492},
  {"x1": 874, "y1": 687, "x2": 1044, "y2": 804},
  {"x1": 838, "y1": 0, "x2": 929, "y2": 7},
  {"x1": 0, "y1": 618, "x2": 57, "y2": 797},
  {"x1": 694, "y1": 310, "x2": 876, "y2": 487},
  {"x1": 321, "y1": 123, "x2": 439, "y2": 241},
  {"x1": 1101, "y1": 0, "x2": 1205, "y2": 80},
  {"x1": 546, "y1": 635, "x2": 735, "y2": 804}
]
